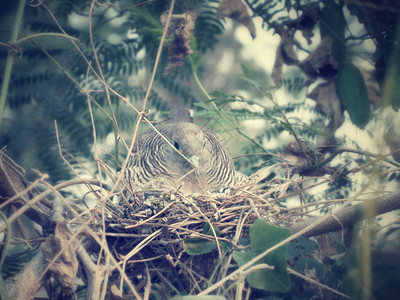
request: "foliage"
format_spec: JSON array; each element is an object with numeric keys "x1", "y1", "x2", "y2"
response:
[
  {"x1": 1, "y1": 0, "x2": 400, "y2": 299},
  {"x1": 287, "y1": 236, "x2": 346, "y2": 299},
  {"x1": 336, "y1": 62, "x2": 371, "y2": 128},
  {"x1": 0, "y1": 0, "x2": 225, "y2": 182},
  {"x1": 232, "y1": 220, "x2": 291, "y2": 293},
  {"x1": 184, "y1": 222, "x2": 222, "y2": 255}
]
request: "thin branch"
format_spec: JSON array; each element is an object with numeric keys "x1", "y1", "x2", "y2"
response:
[
  {"x1": 189, "y1": 56, "x2": 270, "y2": 154},
  {"x1": 0, "y1": 178, "x2": 110, "y2": 233},
  {"x1": 12, "y1": 32, "x2": 79, "y2": 45},
  {"x1": 287, "y1": 267, "x2": 348, "y2": 298},
  {"x1": 32, "y1": 41, "x2": 113, "y2": 121},
  {"x1": 88, "y1": 0, "x2": 125, "y2": 157},
  {"x1": 312, "y1": 147, "x2": 400, "y2": 170},
  {"x1": 0, "y1": 211, "x2": 12, "y2": 300},
  {"x1": 37, "y1": 179, "x2": 143, "y2": 300}
]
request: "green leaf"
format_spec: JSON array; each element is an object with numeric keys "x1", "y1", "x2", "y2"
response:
[
  {"x1": 287, "y1": 236, "x2": 318, "y2": 260},
  {"x1": 307, "y1": 257, "x2": 325, "y2": 279},
  {"x1": 336, "y1": 62, "x2": 371, "y2": 129},
  {"x1": 184, "y1": 237, "x2": 218, "y2": 256},
  {"x1": 184, "y1": 223, "x2": 221, "y2": 255},
  {"x1": 202, "y1": 222, "x2": 221, "y2": 236},
  {"x1": 240, "y1": 76, "x2": 271, "y2": 98},
  {"x1": 240, "y1": 62, "x2": 251, "y2": 78},
  {"x1": 232, "y1": 219, "x2": 292, "y2": 292},
  {"x1": 293, "y1": 256, "x2": 307, "y2": 273},
  {"x1": 133, "y1": 6, "x2": 162, "y2": 29},
  {"x1": 320, "y1": 1, "x2": 346, "y2": 62}
]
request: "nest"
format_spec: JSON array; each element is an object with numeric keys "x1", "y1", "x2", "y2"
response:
[
  {"x1": 90, "y1": 167, "x2": 297, "y2": 298},
  {"x1": 4, "y1": 150, "x2": 358, "y2": 299}
]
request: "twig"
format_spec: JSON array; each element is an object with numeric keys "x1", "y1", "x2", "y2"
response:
[
  {"x1": 39, "y1": 179, "x2": 143, "y2": 300},
  {"x1": 287, "y1": 267, "x2": 348, "y2": 298},
  {"x1": 33, "y1": 41, "x2": 113, "y2": 122},
  {"x1": 38, "y1": 1, "x2": 129, "y2": 154},
  {"x1": 0, "y1": 175, "x2": 46, "y2": 211},
  {"x1": 118, "y1": 229, "x2": 163, "y2": 293},
  {"x1": 0, "y1": 178, "x2": 110, "y2": 232},
  {"x1": 0, "y1": 211, "x2": 12, "y2": 300},
  {"x1": 12, "y1": 32, "x2": 79, "y2": 45},
  {"x1": 189, "y1": 56, "x2": 270, "y2": 154},
  {"x1": 268, "y1": 92, "x2": 312, "y2": 166},
  {"x1": 181, "y1": 194, "x2": 223, "y2": 258},
  {"x1": 88, "y1": 0, "x2": 126, "y2": 160},
  {"x1": 76, "y1": 244, "x2": 107, "y2": 299},
  {"x1": 309, "y1": 147, "x2": 400, "y2": 172}
]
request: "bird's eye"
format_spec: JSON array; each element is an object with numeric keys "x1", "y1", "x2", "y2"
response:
[{"x1": 173, "y1": 140, "x2": 180, "y2": 150}]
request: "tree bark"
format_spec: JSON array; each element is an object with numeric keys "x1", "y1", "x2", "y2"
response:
[{"x1": 289, "y1": 191, "x2": 400, "y2": 237}]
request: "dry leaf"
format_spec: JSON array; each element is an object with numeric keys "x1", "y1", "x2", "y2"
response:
[
  {"x1": 283, "y1": 139, "x2": 336, "y2": 176},
  {"x1": 299, "y1": 36, "x2": 338, "y2": 80},
  {"x1": 218, "y1": 0, "x2": 256, "y2": 38},
  {"x1": 272, "y1": 31, "x2": 298, "y2": 86},
  {"x1": 287, "y1": 3, "x2": 319, "y2": 45},
  {"x1": 161, "y1": 10, "x2": 196, "y2": 76},
  {"x1": 42, "y1": 223, "x2": 79, "y2": 295},
  {"x1": 389, "y1": 137, "x2": 400, "y2": 163},
  {"x1": 272, "y1": 46, "x2": 283, "y2": 86},
  {"x1": 308, "y1": 80, "x2": 344, "y2": 143},
  {"x1": 384, "y1": 127, "x2": 400, "y2": 162},
  {"x1": 280, "y1": 31, "x2": 298, "y2": 65}
]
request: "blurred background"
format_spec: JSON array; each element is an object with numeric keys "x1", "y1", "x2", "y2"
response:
[{"x1": 1, "y1": 1, "x2": 400, "y2": 299}]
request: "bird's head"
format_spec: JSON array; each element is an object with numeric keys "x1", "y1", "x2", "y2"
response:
[{"x1": 160, "y1": 122, "x2": 213, "y2": 191}]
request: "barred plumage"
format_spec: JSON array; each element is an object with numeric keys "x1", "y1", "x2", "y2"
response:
[{"x1": 123, "y1": 122, "x2": 245, "y2": 194}]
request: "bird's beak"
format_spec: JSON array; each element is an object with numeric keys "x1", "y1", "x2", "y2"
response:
[
  {"x1": 190, "y1": 155, "x2": 199, "y2": 169},
  {"x1": 190, "y1": 155, "x2": 201, "y2": 176},
  {"x1": 189, "y1": 155, "x2": 207, "y2": 191}
]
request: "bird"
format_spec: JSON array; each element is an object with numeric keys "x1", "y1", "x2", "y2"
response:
[{"x1": 122, "y1": 120, "x2": 245, "y2": 194}]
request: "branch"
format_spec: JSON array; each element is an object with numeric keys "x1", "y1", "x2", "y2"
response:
[
  {"x1": 289, "y1": 191, "x2": 400, "y2": 237},
  {"x1": 12, "y1": 32, "x2": 79, "y2": 45},
  {"x1": 0, "y1": 149, "x2": 114, "y2": 234},
  {"x1": 0, "y1": 150, "x2": 52, "y2": 225}
]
